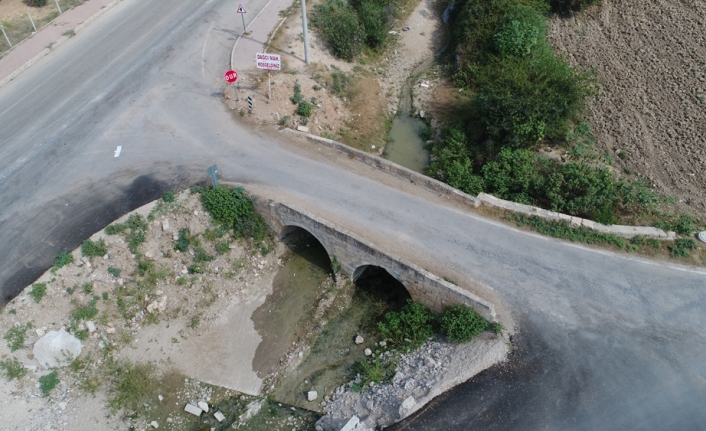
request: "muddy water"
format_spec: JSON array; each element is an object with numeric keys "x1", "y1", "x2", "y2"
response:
[
  {"x1": 251, "y1": 237, "x2": 332, "y2": 378},
  {"x1": 386, "y1": 116, "x2": 430, "y2": 173}
]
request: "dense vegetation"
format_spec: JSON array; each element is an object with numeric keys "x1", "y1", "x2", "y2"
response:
[{"x1": 425, "y1": 0, "x2": 699, "y2": 233}]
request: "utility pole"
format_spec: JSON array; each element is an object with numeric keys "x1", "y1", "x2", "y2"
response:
[{"x1": 300, "y1": 0, "x2": 310, "y2": 65}]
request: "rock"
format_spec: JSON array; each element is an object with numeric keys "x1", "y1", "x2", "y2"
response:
[
  {"x1": 424, "y1": 357, "x2": 436, "y2": 368},
  {"x1": 364, "y1": 348, "x2": 372, "y2": 356},
  {"x1": 58, "y1": 401, "x2": 68, "y2": 410},
  {"x1": 214, "y1": 411, "x2": 226, "y2": 422},
  {"x1": 33, "y1": 328, "x2": 82, "y2": 369},
  {"x1": 35, "y1": 328, "x2": 45, "y2": 338},
  {"x1": 240, "y1": 400, "x2": 263, "y2": 422},
  {"x1": 184, "y1": 404, "x2": 202, "y2": 417},
  {"x1": 399, "y1": 396, "x2": 416, "y2": 418},
  {"x1": 172, "y1": 234, "x2": 179, "y2": 241},
  {"x1": 307, "y1": 390, "x2": 318, "y2": 401},
  {"x1": 355, "y1": 335, "x2": 364, "y2": 345},
  {"x1": 402, "y1": 26, "x2": 410, "y2": 31},
  {"x1": 181, "y1": 268, "x2": 188, "y2": 274},
  {"x1": 379, "y1": 341, "x2": 387, "y2": 347},
  {"x1": 158, "y1": 395, "x2": 163, "y2": 402},
  {"x1": 419, "y1": 110, "x2": 425, "y2": 118},
  {"x1": 197, "y1": 401, "x2": 209, "y2": 412},
  {"x1": 315, "y1": 426, "x2": 324, "y2": 431},
  {"x1": 162, "y1": 219, "x2": 170, "y2": 231},
  {"x1": 150, "y1": 421, "x2": 159, "y2": 428},
  {"x1": 82, "y1": 321, "x2": 96, "y2": 334},
  {"x1": 105, "y1": 327, "x2": 116, "y2": 334}
]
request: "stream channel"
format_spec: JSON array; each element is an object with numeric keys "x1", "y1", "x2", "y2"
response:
[{"x1": 251, "y1": 229, "x2": 410, "y2": 413}]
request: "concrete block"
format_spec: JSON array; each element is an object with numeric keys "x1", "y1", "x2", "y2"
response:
[
  {"x1": 184, "y1": 403, "x2": 202, "y2": 417},
  {"x1": 307, "y1": 390, "x2": 318, "y2": 401},
  {"x1": 214, "y1": 411, "x2": 226, "y2": 422},
  {"x1": 84, "y1": 321, "x2": 96, "y2": 333},
  {"x1": 297, "y1": 125, "x2": 309, "y2": 132},
  {"x1": 340, "y1": 416, "x2": 360, "y2": 431}
]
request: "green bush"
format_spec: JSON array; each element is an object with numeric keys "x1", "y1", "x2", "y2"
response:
[
  {"x1": 312, "y1": 0, "x2": 365, "y2": 61},
  {"x1": 215, "y1": 241, "x2": 231, "y2": 255},
  {"x1": 0, "y1": 357, "x2": 27, "y2": 381},
  {"x1": 54, "y1": 252, "x2": 74, "y2": 269},
  {"x1": 440, "y1": 304, "x2": 489, "y2": 342},
  {"x1": 108, "y1": 267, "x2": 121, "y2": 277},
  {"x1": 82, "y1": 282, "x2": 93, "y2": 294},
  {"x1": 71, "y1": 298, "x2": 99, "y2": 321},
  {"x1": 494, "y1": 4, "x2": 545, "y2": 57},
  {"x1": 234, "y1": 212, "x2": 269, "y2": 241},
  {"x1": 81, "y1": 239, "x2": 107, "y2": 258},
  {"x1": 656, "y1": 213, "x2": 697, "y2": 236},
  {"x1": 279, "y1": 115, "x2": 291, "y2": 126},
  {"x1": 296, "y1": 100, "x2": 314, "y2": 117},
  {"x1": 669, "y1": 238, "x2": 698, "y2": 258},
  {"x1": 201, "y1": 186, "x2": 254, "y2": 226},
  {"x1": 193, "y1": 248, "x2": 215, "y2": 263},
  {"x1": 351, "y1": 0, "x2": 391, "y2": 48},
  {"x1": 105, "y1": 214, "x2": 147, "y2": 253},
  {"x1": 29, "y1": 283, "x2": 47, "y2": 303},
  {"x1": 175, "y1": 228, "x2": 191, "y2": 252},
  {"x1": 39, "y1": 371, "x2": 60, "y2": 396},
  {"x1": 162, "y1": 191, "x2": 175, "y2": 203},
  {"x1": 290, "y1": 82, "x2": 304, "y2": 104},
  {"x1": 377, "y1": 300, "x2": 435, "y2": 351},
  {"x1": 27, "y1": 0, "x2": 48, "y2": 7},
  {"x1": 353, "y1": 357, "x2": 397, "y2": 391}
]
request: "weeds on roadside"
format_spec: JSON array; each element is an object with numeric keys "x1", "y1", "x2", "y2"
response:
[
  {"x1": 53, "y1": 252, "x2": 74, "y2": 269},
  {"x1": 81, "y1": 239, "x2": 107, "y2": 258},
  {"x1": 4, "y1": 323, "x2": 32, "y2": 352},
  {"x1": 39, "y1": 371, "x2": 60, "y2": 396},
  {"x1": 29, "y1": 283, "x2": 47, "y2": 303},
  {"x1": 0, "y1": 357, "x2": 27, "y2": 381}
]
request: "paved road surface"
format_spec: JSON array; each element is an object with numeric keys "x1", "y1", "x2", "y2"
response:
[{"x1": 0, "y1": 0, "x2": 704, "y2": 429}]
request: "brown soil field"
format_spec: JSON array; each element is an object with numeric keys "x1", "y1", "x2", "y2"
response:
[{"x1": 548, "y1": 0, "x2": 706, "y2": 216}]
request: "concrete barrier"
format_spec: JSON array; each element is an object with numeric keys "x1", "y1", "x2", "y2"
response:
[{"x1": 303, "y1": 133, "x2": 674, "y2": 240}]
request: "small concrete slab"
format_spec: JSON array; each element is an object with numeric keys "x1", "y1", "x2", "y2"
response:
[{"x1": 184, "y1": 403, "x2": 202, "y2": 417}]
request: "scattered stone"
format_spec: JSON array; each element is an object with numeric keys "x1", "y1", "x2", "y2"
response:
[
  {"x1": 84, "y1": 321, "x2": 96, "y2": 333},
  {"x1": 315, "y1": 426, "x2": 324, "y2": 431},
  {"x1": 418, "y1": 110, "x2": 425, "y2": 118},
  {"x1": 364, "y1": 348, "x2": 372, "y2": 356},
  {"x1": 150, "y1": 421, "x2": 159, "y2": 428},
  {"x1": 158, "y1": 395, "x2": 164, "y2": 402},
  {"x1": 58, "y1": 401, "x2": 68, "y2": 410},
  {"x1": 402, "y1": 26, "x2": 410, "y2": 31},
  {"x1": 33, "y1": 328, "x2": 82, "y2": 369},
  {"x1": 197, "y1": 401, "x2": 209, "y2": 412},
  {"x1": 355, "y1": 335, "x2": 364, "y2": 345},
  {"x1": 184, "y1": 403, "x2": 202, "y2": 417},
  {"x1": 379, "y1": 341, "x2": 387, "y2": 347},
  {"x1": 340, "y1": 416, "x2": 360, "y2": 431},
  {"x1": 173, "y1": 234, "x2": 179, "y2": 241},
  {"x1": 214, "y1": 411, "x2": 226, "y2": 422},
  {"x1": 105, "y1": 327, "x2": 116, "y2": 334},
  {"x1": 162, "y1": 219, "x2": 170, "y2": 231},
  {"x1": 424, "y1": 357, "x2": 436, "y2": 368},
  {"x1": 399, "y1": 396, "x2": 416, "y2": 418},
  {"x1": 307, "y1": 390, "x2": 318, "y2": 401},
  {"x1": 35, "y1": 328, "x2": 45, "y2": 337}
]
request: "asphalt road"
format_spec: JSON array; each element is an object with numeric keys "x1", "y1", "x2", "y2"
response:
[{"x1": 0, "y1": 0, "x2": 704, "y2": 430}]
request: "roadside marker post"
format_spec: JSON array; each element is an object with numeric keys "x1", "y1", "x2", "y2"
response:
[
  {"x1": 54, "y1": 0, "x2": 62, "y2": 14},
  {"x1": 236, "y1": 4, "x2": 247, "y2": 35},
  {"x1": 207, "y1": 165, "x2": 218, "y2": 187},
  {"x1": 247, "y1": 96, "x2": 253, "y2": 110},
  {"x1": 27, "y1": 10, "x2": 37, "y2": 32}
]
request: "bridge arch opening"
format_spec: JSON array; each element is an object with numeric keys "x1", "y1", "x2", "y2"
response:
[
  {"x1": 353, "y1": 265, "x2": 411, "y2": 310},
  {"x1": 279, "y1": 225, "x2": 332, "y2": 273}
]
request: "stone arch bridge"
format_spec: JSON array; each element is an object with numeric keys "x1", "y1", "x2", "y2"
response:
[{"x1": 255, "y1": 200, "x2": 497, "y2": 322}]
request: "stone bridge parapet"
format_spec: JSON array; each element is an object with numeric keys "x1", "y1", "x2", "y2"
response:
[{"x1": 254, "y1": 200, "x2": 497, "y2": 322}]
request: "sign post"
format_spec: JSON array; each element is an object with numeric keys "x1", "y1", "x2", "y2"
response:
[
  {"x1": 207, "y1": 165, "x2": 218, "y2": 188},
  {"x1": 236, "y1": 4, "x2": 247, "y2": 34},
  {"x1": 255, "y1": 52, "x2": 281, "y2": 100},
  {"x1": 224, "y1": 69, "x2": 239, "y2": 101}
]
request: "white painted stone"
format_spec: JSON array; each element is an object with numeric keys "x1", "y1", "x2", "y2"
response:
[
  {"x1": 214, "y1": 411, "x2": 226, "y2": 422},
  {"x1": 364, "y1": 348, "x2": 372, "y2": 356},
  {"x1": 355, "y1": 335, "x2": 364, "y2": 345},
  {"x1": 84, "y1": 321, "x2": 96, "y2": 333},
  {"x1": 340, "y1": 416, "x2": 360, "y2": 431},
  {"x1": 33, "y1": 328, "x2": 82, "y2": 368},
  {"x1": 184, "y1": 403, "x2": 202, "y2": 416},
  {"x1": 150, "y1": 420, "x2": 159, "y2": 428},
  {"x1": 197, "y1": 401, "x2": 209, "y2": 412},
  {"x1": 307, "y1": 390, "x2": 318, "y2": 401}
]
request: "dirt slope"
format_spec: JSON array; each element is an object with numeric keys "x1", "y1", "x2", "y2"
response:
[{"x1": 548, "y1": 0, "x2": 706, "y2": 215}]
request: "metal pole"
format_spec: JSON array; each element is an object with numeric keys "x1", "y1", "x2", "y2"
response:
[
  {"x1": 54, "y1": 0, "x2": 63, "y2": 14},
  {"x1": 1, "y1": 26, "x2": 11, "y2": 49},
  {"x1": 28, "y1": 10, "x2": 37, "y2": 32},
  {"x1": 300, "y1": 0, "x2": 310, "y2": 65},
  {"x1": 268, "y1": 70, "x2": 271, "y2": 100},
  {"x1": 241, "y1": 14, "x2": 246, "y2": 35},
  {"x1": 233, "y1": 82, "x2": 239, "y2": 101}
]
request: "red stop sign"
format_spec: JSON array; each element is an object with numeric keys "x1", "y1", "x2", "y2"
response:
[{"x1": 224, "y1": 69, "x2": 238, "y2": 83}]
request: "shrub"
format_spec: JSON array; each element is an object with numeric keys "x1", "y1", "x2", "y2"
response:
[
  {"x1": 82, "y1": 282, "x2": 93, "y2": 294},
  {"x1": 669, "y1": 238, "x2": 698, "y2": 258},
  {"x1": 215, "y1": 241, "x2": 231, "y2": 255},
  {"x1": 290, "y1": 82, "x2": 303, "y2": 104},
  {"x1": 29, "y1": 283, "x2": 47, "y2": 303},
  {"x1": 0, "y1": 357, "x2": 27, "y2": 381},
  {"x1": 377, "y1": 300, "x2": 435, "y2": 351},
  {"x1": 312, "y1": 0, "x2": 365, "y2": 61},
  {"x1": 351, "y1": 0, "x2": 392, "y2": 48},
  {"x1": 353, "y1": 357, "x2": 397, "y2": 391},
  {"x1": 193, "y1": 248, "x2": 215, "y2": 263},
  {"x1": 494, "y1": 4, "x2": 545, "y2": 57},
  {"x1": 108, "y1": 362, "x2": 158, "y2": 411},
  {"x1": 71, "y1": 298, "x2": 99, "y2": 321},
  {"x1": 107, "y1": 267, "x2": 121, "y2": 277},
  {"x1": 81, "y1": 239, "x2": 107, "y2": 258},
  {"x1": 234, "y1": 213, "x2": 269, "y2": 241},
  {"x1": 279, "y1": 115, "x2": 291, "y2": 126},
  {"x1": 175, "y1": 228, "x2": 190, "y2": 252},
  {"x1": 39, "y1": 371, "x2": 60, "y2": 396},
  {"x1": 201, "y1": 186, "x2": 253, "y2": 225},
  {"x1": 54, "y1": 252, "x2": 73, "y2": 269},
  {"x1": 137, "y1": 261, "x2": 154, "y2": 277},
  {"x1": 105, "y1": 214, "x2": 148, "y2": 252},
  {"x1": 4, "y1": 324, "x2": 31, "y2": 352},
  {"x1": 656, "y1": 213, "x2": 697, "y2": 236},
  {"x1": 440, "y1": 304, "x2": 490, "y2": 342},
  {"x1": 162, "y1": 191, "x2": 175, "y2": 203},
  {"x1": 296, "y1": 100, "x2": 314, "y2": 117},
  {"x1": 26, "y1": 0, "x2": 48, "y2": 7}
]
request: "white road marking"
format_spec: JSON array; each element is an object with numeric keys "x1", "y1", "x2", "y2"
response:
[
  {"x1": 114, "y1": 146, "x2": 122, "y2": 157},
  {"x1": 201, "y1": 20, "x2": 215, "y2": 79}
]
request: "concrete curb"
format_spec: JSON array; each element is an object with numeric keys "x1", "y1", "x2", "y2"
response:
[
  {"x1": 0, "y1": 0, "x2": 122, "y2": 90},
  {"x1": 301, "y1": 132, "x2": 675, "y2": 240}
]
